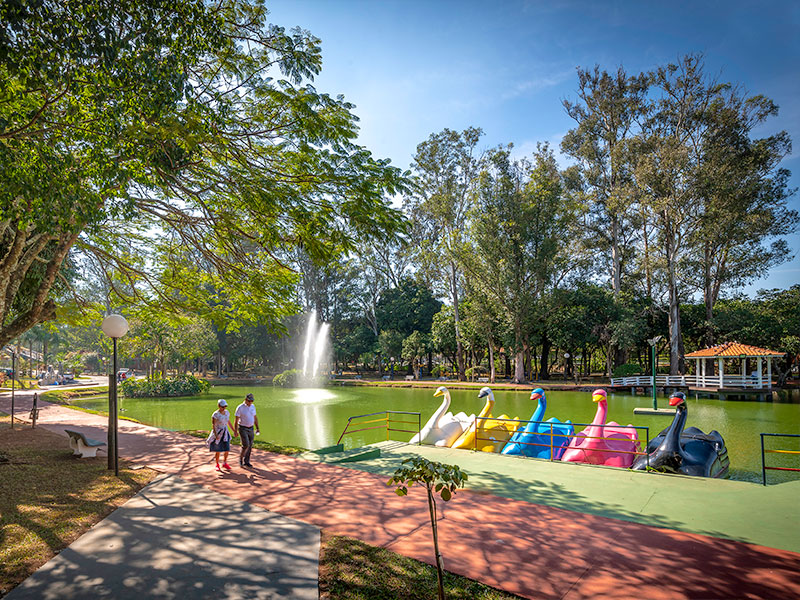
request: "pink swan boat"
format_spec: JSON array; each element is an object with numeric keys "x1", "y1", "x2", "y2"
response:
[{"x1": 561, "y1": 389, "x2": 640, "y2": 468}]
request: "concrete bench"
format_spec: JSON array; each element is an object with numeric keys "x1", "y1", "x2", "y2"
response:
[
  {"x1": 405, "y1": 375, "x2": 415, "y2": 381},
  {"x1": 65, "y1": 429, "x2": 106, "y2": 458},
  {"x1": 478, "y1": 377, "x2": 489, "y2": 383}
]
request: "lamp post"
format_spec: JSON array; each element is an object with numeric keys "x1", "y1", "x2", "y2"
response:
[
  {"x1": 102, "y1": 314, "x2": 129, "y2": 476},
  {"x1": 647, "y1": 335, "x2": 663, "y2": 410},
  {"x1": 10, "y1": 351, "x2": 15, "y2": 429}
]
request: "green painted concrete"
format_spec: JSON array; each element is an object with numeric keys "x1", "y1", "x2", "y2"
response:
[{"x1": 305, "y1": 441, "x2": 800, "y2": 554}]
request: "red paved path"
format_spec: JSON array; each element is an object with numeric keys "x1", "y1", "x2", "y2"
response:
[{"x1": 4, "y1": 392, "x2": 799, "y2": 599}]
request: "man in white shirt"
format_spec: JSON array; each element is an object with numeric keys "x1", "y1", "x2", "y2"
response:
[{"x1": 234, "y1": 393, "x2": 260, "y2": 467}]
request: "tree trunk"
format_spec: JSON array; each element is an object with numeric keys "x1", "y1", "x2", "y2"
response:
[
  {"x1": 539, "y1": 336, "x2": 552, "y2": 380},
  {"x1": 451, "y1": 263, "x2": 466, "y2": 382},
  {"x1": 514, "y1": 350, "x2": 525, "y2": 383},
  {"x1": 426, "y1": 487, "x2": 446, "y2": 600},
  {"x1": 488, "y1": 343, "x2": 496, "y2": 383}
]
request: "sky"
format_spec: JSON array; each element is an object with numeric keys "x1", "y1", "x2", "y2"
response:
[{"x1": 268, "y1": 0, "x2": 800, "y2": 297}]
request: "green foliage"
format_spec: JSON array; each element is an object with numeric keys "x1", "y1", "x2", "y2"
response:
[
  {"x1": 272, "y1": 369, "x2": 303, "y2": 388},
  {"x1": 612, "y1": 363, "x2": 641, "y2": 377},
  {"x1": 377, "y1": 279, "x2": 442, "y2": 337},
  {"x1": 465, "y1": 366, "x2": 487, "y2": 378},
  {"x1": 387, "y1": 456, "x2": 468, "y2": 504},
  {"x1": 120, "y1": 374, "x2": 210, "y2": 398}
]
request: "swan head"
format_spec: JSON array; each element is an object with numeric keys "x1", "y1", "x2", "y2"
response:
[
  {"x1": 530, "y1": 388, "x2": 545, "y2": 402},
  {"x1": 478, "y1": 386, "x2": 493, "y2": 399},
  {"x1": 434, "y1": 386, "x2": 449, "y2": 398},
  {"x1": 669, "y1": 391, "x2": 686, "y2": 407},
  {"x1": 592, "y1": 389, "x2": 607, "y2": 403}
]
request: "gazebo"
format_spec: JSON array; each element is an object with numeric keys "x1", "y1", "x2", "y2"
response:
[{"x1": 685, "y1": 341, "x2": 784, "y2": 389}]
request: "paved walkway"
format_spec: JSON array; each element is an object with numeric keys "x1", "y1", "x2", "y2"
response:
[
  {"x1": 3, "y1": 390, "x2": 800, "y2": 599},
  {"x1": 5, "y1": 474, "x2": 320, "y2": 600}
]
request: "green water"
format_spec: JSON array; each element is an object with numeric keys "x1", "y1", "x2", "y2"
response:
[{"x1": 74, "y1": 385, "x2": 800, "y2": 483}]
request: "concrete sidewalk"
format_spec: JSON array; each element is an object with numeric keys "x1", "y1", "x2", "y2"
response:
[
  {"x1": 5, "y1": 474, "x2": 320, "y2": 600},
  {"x1": 3, "y1": 389, "x2": 800, "y2": 600}
]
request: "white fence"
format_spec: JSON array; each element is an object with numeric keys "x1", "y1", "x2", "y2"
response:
[{"x1": 610, "y1": 374, "x2": 770, "y2": 389}]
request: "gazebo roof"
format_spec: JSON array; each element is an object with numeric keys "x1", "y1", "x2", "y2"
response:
[{"x1": 685, "y1": 341, "x2": 784, "y2": 358}]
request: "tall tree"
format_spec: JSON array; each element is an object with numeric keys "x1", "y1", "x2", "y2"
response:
[
  {"x1": 406, "y1": 127, "x2": 483, "y2": 381},
  {"x1": 561, "y1": 66, "x2": 648, "y2": 367},
  {"x1": 687, "y1": 91, "x2": 796, "y2": 344},
  {"x1": 462, "y1": 145, "x2": 571, "y2": 383},
  {"x1": 0, "y1": 0, "x2": 407, "y2": 345}
]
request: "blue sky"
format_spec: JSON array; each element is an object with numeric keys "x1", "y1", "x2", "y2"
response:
[{"x1": 269, "y1": 0, "x2": 800, "y2": 296}]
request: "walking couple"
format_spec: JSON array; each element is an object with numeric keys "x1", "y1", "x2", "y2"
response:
[{"x1": 208, "y1": 393, "x2": 260, "y2": 471}]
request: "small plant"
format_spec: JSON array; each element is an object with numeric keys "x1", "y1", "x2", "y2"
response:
[
  {"x1": 387, "y1": 456, "x2": 468, "y2": 600},
  {"x1": 120, "y1": 374, "x2": 210, "y2": 398},
  {"x1": 272, "y1": 368, "x2": 302, "y2": 387},
  {"x1": 612, "y1": 362, "x2": 641, "y2": 378}
]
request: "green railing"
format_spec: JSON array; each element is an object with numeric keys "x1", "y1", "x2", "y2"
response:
[{"x1": 337, "y1": 411, "x2": 421, "y2": 445}]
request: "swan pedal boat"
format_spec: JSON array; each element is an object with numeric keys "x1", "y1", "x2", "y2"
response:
[
  {"x1": 501, "y1": 388, "x2": 574, "y2": 459},
  {"x1": 452, "y1": 387, "x2": 520, "y2": 452},
  {"x1": 409, "y1": 386, "x2": 474, "y2": 447},
  {"x1": 631, "y1": 392, "x2": 729, "y2": 478},
  {"x1": 561, "y1": 389, "x2": 640, "y2": 468}
]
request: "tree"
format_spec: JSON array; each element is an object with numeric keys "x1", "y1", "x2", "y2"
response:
[
  {"x1": 376, "y1": 278, "x2": 441, "y2": 338},
  {"x1": 0, "y1": 0, "x2": 407, "y2": 346},
  {"x1": 686, "y1": 90, "x2": 797, "y2": 344},
  {"x1": 561, "y1": 66, "x2": 648, "y2": 367},
  {"x1": 462, "y1": 145, "x2": 572, "y2": 382},
  {"x1": 387, "y1": 457, "x2": 468, "y2": 600},
  {"x1": 406, "y1": 127, "x2": 484, "y2": 381},
  {"x1": 377, "y1": 329, "x2": 404, "y2": 376},
  {"x1": 401, "y1": 330, "x2": 429, "y2": 379}
]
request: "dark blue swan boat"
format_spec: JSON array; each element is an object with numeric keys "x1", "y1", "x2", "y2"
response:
[{"x1": 631, "y1": 392, "x2": 729, "y2": 478}]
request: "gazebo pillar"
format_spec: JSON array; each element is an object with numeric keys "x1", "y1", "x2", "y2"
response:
[
  {"x1": 696, "y1": 358, "x2": 702, "y2": 386},
  {"x1": 718, "y1": 357, "x2": 724, "y2": 388},
  {"x1": 757, "y1": 357, "x2": 763, "y2": 388},
  {"x1": 766, "y1": 357, "x2": 772, "y2": 389}
]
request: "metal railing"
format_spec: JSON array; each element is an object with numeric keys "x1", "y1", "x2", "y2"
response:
[
  {"x1": 469, "y1": 416, "x2": 650, "y2": 468},
  {"x1": 760, "y1": 433, "x2": 800, "y2": 485},
  {"x1": 337, "y1": 411, "x2": 421, "y2": 445},
  {"x1": 610, "y1": 374, "x2": 771, "y2": 389}
]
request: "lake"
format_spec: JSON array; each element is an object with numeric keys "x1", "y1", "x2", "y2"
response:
[{"x1": 72, "y1": 384, "x2": 800, "y2": 483}]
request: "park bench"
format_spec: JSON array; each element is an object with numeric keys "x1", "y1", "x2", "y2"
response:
[
  {"x1": 478, "y1": 377, "x2": 489, "y2": 383},
  {"x1": 405, "y1": 375, "x2": 415, "y2": 381},
  {"x1": 65, "y1": 429, "x2": 106, "y2": 458}
]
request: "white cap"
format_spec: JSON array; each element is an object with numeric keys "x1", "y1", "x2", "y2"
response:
[{"x1": 217, "y1": 399, "x2": 227, "y2": 407}]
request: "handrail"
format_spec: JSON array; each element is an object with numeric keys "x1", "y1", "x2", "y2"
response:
[
  {"x1": 337, "y1": 410, "x2": 421, "y2": 445},
  {"x1": 470, "y1": 415, "x2": 650, "y2": 468},
  {"x1": 760, "y1": 433, "x2": 800, "y2": 485}
]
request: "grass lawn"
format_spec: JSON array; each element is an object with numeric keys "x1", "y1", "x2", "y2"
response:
[
  {"x1": 319, "y1": 533, "x2": 521, "y2": 600},
  {"x1": 0, "y1": 415, "x2": 157, "y2": 598}
]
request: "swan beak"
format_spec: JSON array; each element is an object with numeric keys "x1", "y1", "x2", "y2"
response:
[
  {"x1": 530, "y1": 392, "x2": 542, "y2": 401},
  {"x1": 434, "y1": 389, "x2": 444, "y2": 398},
  {"x1": 669, "y1": 395, "x2": 683, "y2": 406},
  {"x1": 592, "y1": 394, "x2": 605, "y2": 403}
]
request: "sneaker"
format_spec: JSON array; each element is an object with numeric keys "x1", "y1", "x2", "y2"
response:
[
  {"x1": 222, "y1": 463, "x2": 232, "y2": 470},
  {"x1": 215, "y1": 464, "x2": 221, "y2": 471},
  {"x1": 244, "y1": 462, "x2": 253, "y2": 467}
]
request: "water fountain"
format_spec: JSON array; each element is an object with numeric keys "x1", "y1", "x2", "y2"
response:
[{"x1": 301, "y1": 310, "x2": 330, "y2": 382}]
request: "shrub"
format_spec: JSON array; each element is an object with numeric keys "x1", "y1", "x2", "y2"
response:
[
  {"x1": 121, "y1": 374, "x2": 210, "y2": 398},
  {"x1": 272, "y1": 368, "x2": 302, "y2": 387},
  {"x1": 430, "y1": 365, "x2": 445, "y2": 378},
  {"x1": 464, "y1": 366, "x2": 486, "y2": 379},
  {"x1": 612, "y1": 363, "x2": 642, "y2": 378}
]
